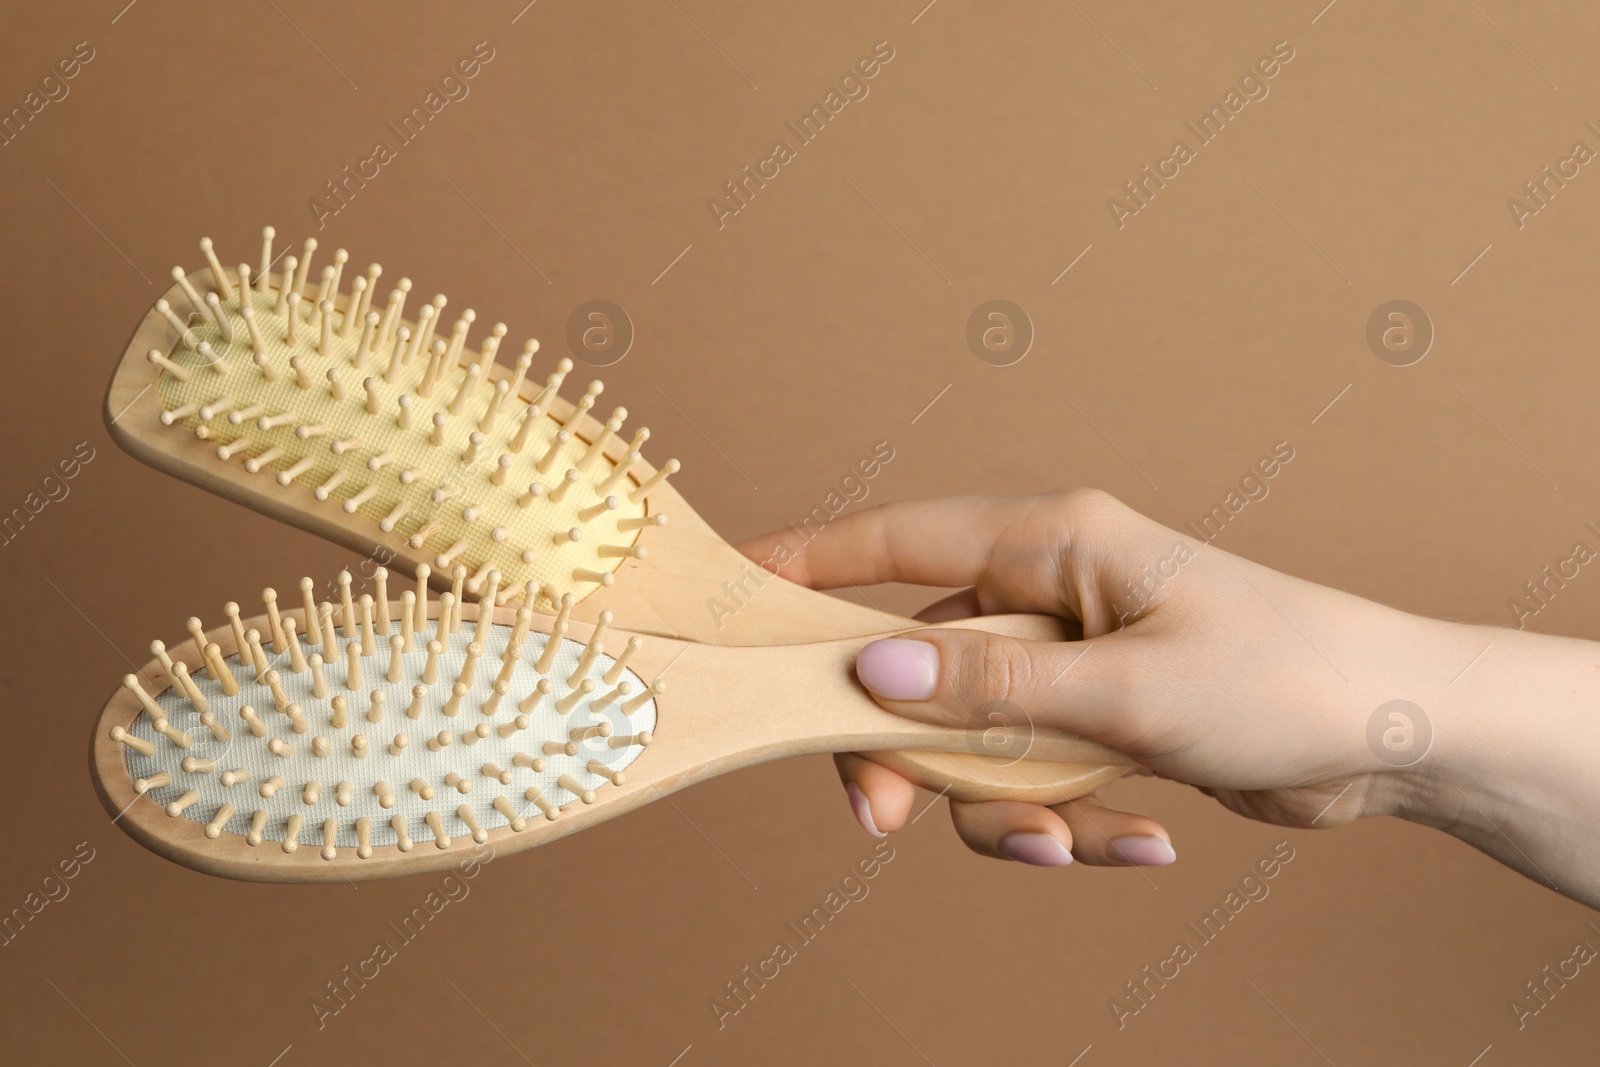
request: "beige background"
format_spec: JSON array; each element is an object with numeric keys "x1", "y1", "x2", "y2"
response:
[{"x1": 3, "y1": 1, "x2": 1599, "y2": 1063}]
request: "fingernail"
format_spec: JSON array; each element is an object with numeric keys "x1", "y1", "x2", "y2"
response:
[
  {"x1": 1110, "y1": 835, "x2": 1177, "y2": 866},
  {"x1": 856, "y1": 639, "x2": 939, "y2": 701},
  {"x1": 1000, "y1": 832, "x2": 1074, "y2": 867},
  {"x1": 845, "y1": 783, "x2": 885, "y2": 838}
]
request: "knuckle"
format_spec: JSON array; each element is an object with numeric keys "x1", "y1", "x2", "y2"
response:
[
  {"x1": 1053, "y1": 487, "x2": 1124, "y2": 526},
  {"x1": 1044, "y1": 487, "x2": 1164, "y2": 573},
  {"x1": 1037, "y1": 489, "x2": 1131, "y2": 562}
]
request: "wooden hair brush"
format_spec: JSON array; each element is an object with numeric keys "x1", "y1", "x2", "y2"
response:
[
  {"x1": 104, "y1": 226, "x2": 1129, "y2": 801},
  {"x1": 91, "y1": 574, "x2": 1131, "y2": 882}
]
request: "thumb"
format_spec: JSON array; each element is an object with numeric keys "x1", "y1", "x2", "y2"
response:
[{"x1": 854, "y1": 628, "x2": 1136, "y2": 748}]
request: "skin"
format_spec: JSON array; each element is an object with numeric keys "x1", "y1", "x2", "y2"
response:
[{"x1": 737, "y1": 489, "x2": 1600, "y2": 909}]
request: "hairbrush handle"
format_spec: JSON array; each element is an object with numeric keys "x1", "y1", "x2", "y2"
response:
[{"x1": 666, "y1": 613, "x2": 1132, "y2": 784}]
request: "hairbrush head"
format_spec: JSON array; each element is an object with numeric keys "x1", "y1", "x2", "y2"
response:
[
  {"x1": 119, "y1": 229, "x2": 674, "y2": 611},
  {"x1": 97, "y1": 573, "x2": 661, "y2": 881}
]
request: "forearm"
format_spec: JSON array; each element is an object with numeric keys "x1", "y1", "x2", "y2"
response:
[{"x1": 1397, "y1": 619, "x2": 1600, "y2": 908}]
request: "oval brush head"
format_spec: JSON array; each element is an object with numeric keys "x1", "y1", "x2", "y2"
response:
[
  {"x1": 142, "y1": 228, "x2": 676, "y2": 609},
  {"x1": 101, "y1": 572, "x2": 658, "y2": 873}
]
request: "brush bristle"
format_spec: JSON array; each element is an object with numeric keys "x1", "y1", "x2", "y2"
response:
[
  {"x1": 149, "y1": 227, "x2": 680, "y2": 608},
  {"x1": 112, "y1": 576, "x2": 659, "y2": 858}
]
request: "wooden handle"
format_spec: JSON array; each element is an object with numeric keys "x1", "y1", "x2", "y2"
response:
[
  {"x1": 670, "y1": 614, "x2": 1133, "y2": 778},
  {"x1": 864, "y1": 751, "x2": 1130, "y2": 804}
]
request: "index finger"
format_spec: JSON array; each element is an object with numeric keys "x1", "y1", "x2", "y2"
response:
[{"x1": 733, "y1": 495, "x2": 1041, "y2": 592}]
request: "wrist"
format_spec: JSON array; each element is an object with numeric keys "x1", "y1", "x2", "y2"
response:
[
  {"x1": 1401, "y1": 622, "x2": 1580, "y2": 817},
  {"x1": 1367, "y1": 615, "x2": 1500, "y2": 824},
  {"x1": 1321, "y1": 606, "x2": 1477, "y2": 823},
  {"x1": 1388, "y1": 619, "x2": 1600, "y2": 903}
]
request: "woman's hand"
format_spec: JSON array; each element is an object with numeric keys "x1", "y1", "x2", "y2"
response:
[{"x1": 738, "y1": 490, "x2": 1600, "y2": 908}]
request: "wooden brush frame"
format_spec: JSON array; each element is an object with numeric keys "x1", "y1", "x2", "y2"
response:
[{"x1": 91, "y1": 599, "x2": 1131, "y2": 883}]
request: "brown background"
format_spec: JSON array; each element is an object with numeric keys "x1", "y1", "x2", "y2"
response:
[{"x1": 2, "y1": 1, "x2": 1598, "y2": 1063}]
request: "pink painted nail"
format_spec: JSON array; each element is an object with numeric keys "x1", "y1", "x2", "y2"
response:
[
  {"x1": 1110, "y1": 835, "x2": 1177, "y2": 866},
  {"x1": 845, "y1": 783, "x2": 885, "y2": 838},
  {"x1": 856, "y1": 639, "x2": 939, "y2": 701},
  {"x1": 1000, "y1": 832, "x2": 1073, "y2": 867}
]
